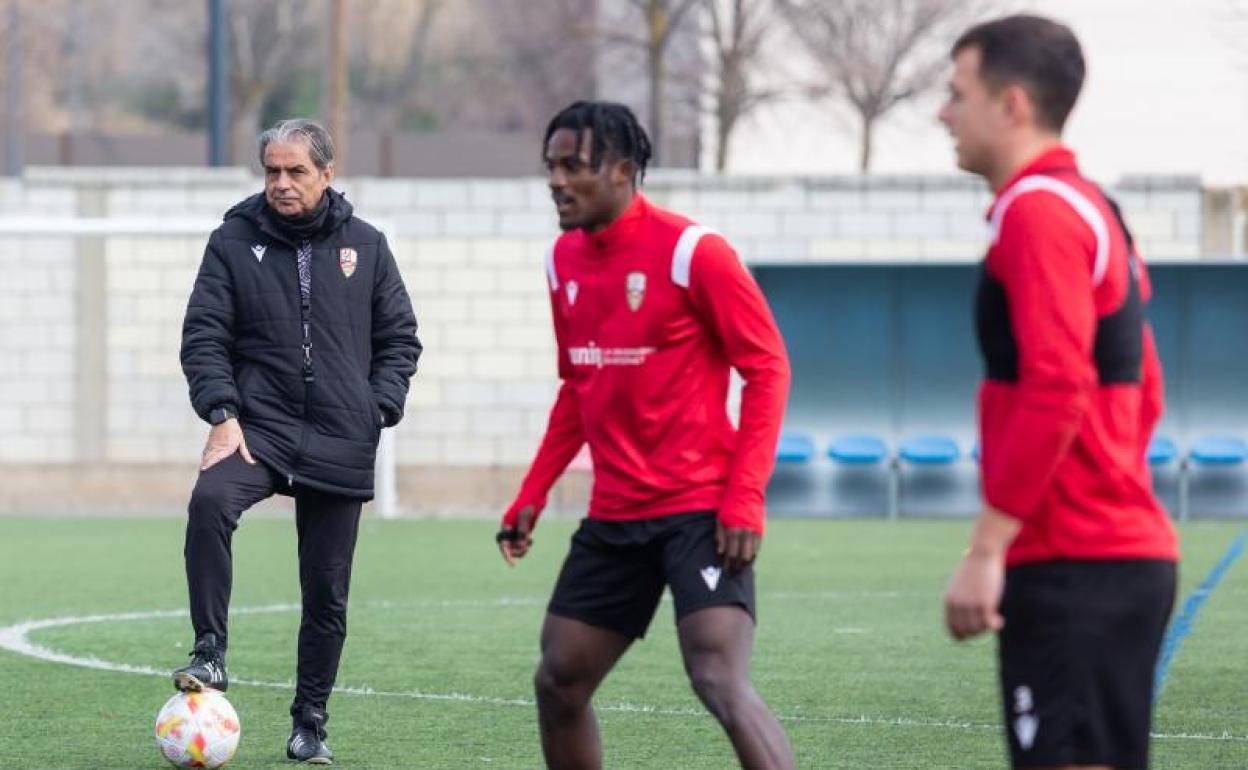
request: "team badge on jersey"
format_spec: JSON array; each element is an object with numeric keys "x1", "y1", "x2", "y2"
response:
[
  {"x1": 626, "y1": 271, "x2": 646, "y2": 311},
  {"x1": 566, "y1": 280, "x2": 579, "y2": 306},
  {"x1": 339, "y1": 247, "x2": 358, "y2": 278}
]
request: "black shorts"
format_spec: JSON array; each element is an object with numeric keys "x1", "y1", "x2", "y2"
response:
[
  {"x1": 998, "y1": 559, "x2": 1176, "y2": 769},
  {"x1": 547, "y1": 511, "x2": 756, "y2": 640}
]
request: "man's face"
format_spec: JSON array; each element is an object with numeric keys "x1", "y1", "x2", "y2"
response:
[
  {"x1": 545, "y1": 128, "x2": 631, "y2": 232},
  {"x1": 263, "y1": 140, "x2": 334, "y2": 217},
  {"x1": 938, "y1": 47, "x2": 1007, "y2": 178}
]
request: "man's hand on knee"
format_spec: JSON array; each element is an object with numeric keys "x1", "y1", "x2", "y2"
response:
[{"x1": 201, "y1": 418, "x2": 255, "y2": 471}]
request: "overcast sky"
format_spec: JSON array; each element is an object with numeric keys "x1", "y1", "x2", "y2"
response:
[{"x1": 723, "y1": 0, "x2": 1248, "y2": 186}]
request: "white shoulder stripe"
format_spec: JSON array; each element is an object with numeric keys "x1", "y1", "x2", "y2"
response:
[
  {"x1": 671, "y1": 225, "x2": 718, "y2": 288},
  {"x1": 989, "y1": 175, "x2": 1110, "y2": 287},
  {"x1": 544, "y1": 241, "x2": 559, "y2": 291}
]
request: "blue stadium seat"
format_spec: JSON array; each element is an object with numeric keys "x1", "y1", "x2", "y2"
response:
[
  {"x1": 1188, "y1": 435, "x2": 1248, "y2": 466},
  {"x1": 1147, "y1": 435, "x2": 1178, "y2": 466},
  {"x1": 827, "y1": 434, "x2": 889, "y2": 465},
  {"x1": 899, "y1": 435, "x2": 960, "y2": 465},
  {"x1": 776, "y1": 432, "x2": 815, "y2": 464}
]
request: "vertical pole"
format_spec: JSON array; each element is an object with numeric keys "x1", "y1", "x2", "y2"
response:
[
  {"x1": 208, "y1": 0, "x2": 229, "y2": 166},
  {"x1": 327, "y1": 0, "x2": 348, "y2": 173},
  {"x1": 63, "y1": 0, "x2": 83, "y2": 165},
  {"x1": 5, "y1": 0, "x2": 23, "y2": 176}
]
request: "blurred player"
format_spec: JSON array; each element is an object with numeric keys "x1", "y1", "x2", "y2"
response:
[
  {"x1": 939, "y1": 15, "x2": 1179, "y2": 770},
  {"x1": 497, "y1": 101, "x2": 795, "y2": 770}
]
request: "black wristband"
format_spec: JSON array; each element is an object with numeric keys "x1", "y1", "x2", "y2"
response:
[
  {"x1": 495, "y1": 528, "x2": 521, "y2": 544},
  {"x1": 208, "y1": 406, "x2": 236, "y2": 426}
]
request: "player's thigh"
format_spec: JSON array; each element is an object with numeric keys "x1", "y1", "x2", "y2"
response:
[
  {"x1": 661, "y1": 511, "x2": 757, "y2": 627},
  {"x1": 537, "y1": 613, "x2": 633, "y2": 693},
  {"x1": 547, "y1": 519, "x2": 667, "y2": 640}
]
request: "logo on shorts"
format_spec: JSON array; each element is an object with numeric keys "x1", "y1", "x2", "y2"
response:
[
  {"x1": 626, "y1": 271, "x2": 646, "y2": 311},
  {"x1": 251, "y1": 244, "x2": 266, "y2": 262},
  {"x1": 1012, "y1": 685, "x2": 1038, "y2": 750},
  {"x1": 339, "y1": 247, "x2": 358, "y2": 278},
  {"x1": 700, "y1": 565, "x2": 721, "y2": 591}
]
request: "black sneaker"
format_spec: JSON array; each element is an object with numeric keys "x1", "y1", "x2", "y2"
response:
[
  {"x1": 286, "y1": 706, "x2": 334, "y2": 765},
  {"x1": 172, "y1": 633, "x2": 228, "y2": 693}
]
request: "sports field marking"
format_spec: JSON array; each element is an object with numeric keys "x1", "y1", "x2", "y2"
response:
[
  {"x1": 1154, "y1": 529, "x2": 1248, "y2": 697},
  {"x1": 1, "y1": 604, "x2": 1244, "y2": 743}
]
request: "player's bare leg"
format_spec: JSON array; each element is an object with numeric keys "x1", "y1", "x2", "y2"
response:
[
  {"x1": 678, "y1": 606, "x2": 794, "y2": 770},
  {"x1": 534, "y1": 614, "x2": 632, "y2": 770}
]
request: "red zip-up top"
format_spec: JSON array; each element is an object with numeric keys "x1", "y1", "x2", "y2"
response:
[
  {"x1": 977, "y1": 146, "x2": 1178, "y2": 566},
  {"x1": 502, "y1": 193, "x2": 791, "y2": 535}
]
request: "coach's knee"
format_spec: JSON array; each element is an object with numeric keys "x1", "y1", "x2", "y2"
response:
[
  {"x1": 186, "y1": 483, "x2": 238, "y2": 536},
  {"x1": 688, "y1": 662, "x2": 754, "y2": 726},
  {"x1": 534, "y1": 658, "x2": 593, "y2": 717}
]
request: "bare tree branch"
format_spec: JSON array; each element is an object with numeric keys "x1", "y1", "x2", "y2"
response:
[
  {"x1": 703, "y1": 0, "x2": 784, "y2": 171},
  {"x1": 778, "y1": 0, "x2": 998, "y2": 171}
]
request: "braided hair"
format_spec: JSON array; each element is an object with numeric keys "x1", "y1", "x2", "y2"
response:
[{"x1": 542, "y1": 101, "x2": 653, "y2": 185}]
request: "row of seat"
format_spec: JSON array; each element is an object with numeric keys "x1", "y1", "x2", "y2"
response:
[{"x1": 775, "y1": 432, "x2": 1248, "y2": 468}]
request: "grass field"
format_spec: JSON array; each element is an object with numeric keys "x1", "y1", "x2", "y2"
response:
[{"x1": 1, "y1": 516, "x2": 1245, "y2": 769}]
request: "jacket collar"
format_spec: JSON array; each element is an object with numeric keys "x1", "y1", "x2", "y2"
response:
[
  {"x1": 225, "y1": 188, "x2": 354, "y2": 247},
  {"x1": 986, "y1": 145, "x2": 1080, "y2": 221},
  {"x1": 995, "y1": 145, "x2": 1079, "y2": 199},
  {"x1": 583, "y1": 192, "x2": 649, "y2": 252}
]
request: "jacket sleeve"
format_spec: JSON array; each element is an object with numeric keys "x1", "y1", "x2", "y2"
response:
[
  {"x1": 370, "y1": 233, "x2": 421, "y2": 427},
  {"x1": 982, "y1": 194, "x2": 1097, "y2": 519},
  {"x1": 686, "y1": 234, "x2": 791, "y2": 536},
  {"x1": 180, "y1": 231, "x2": 239, "y2": 422},
  {"x1": 501, "y1": 274, "x2": 585, "y2": 530}
]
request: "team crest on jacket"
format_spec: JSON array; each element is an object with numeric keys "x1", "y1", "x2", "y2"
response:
[
  {"x1": 626, "y1": 271, "x2": 646, "y2": 311},
  {"x1": 566, "y1": 280, "x2": 579, "y2": 306},
  {"x1": 339, "y1": 248, "x2": 358, "y2": 278},
  {"x1": 251, "y1": 244, "x2": 266, "y2": 262}
]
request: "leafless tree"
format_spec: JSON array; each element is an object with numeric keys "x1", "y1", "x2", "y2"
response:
[
  {"x1": 598, "y1": 0, "x2": 702, "y2": 163},
  {"x1": 347, "y1": 0, "x2": 444, "y2": 172},
  {"x1": 474, "y1": 0, "x2": 598, "y2": 132},
  {"x1": 777, "y1": 0, "x2": 995, "y2": 172},
  {"x1": 702, "y1": 0, "x2": 780, "y2": 171},
  {"x1": 226, "y1": 0, "x2": 324, "y2": 164}
]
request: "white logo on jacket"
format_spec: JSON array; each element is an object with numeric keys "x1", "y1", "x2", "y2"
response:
[
  {"x1": 251, "y1": 244, "x2": 266, "y2": 262},
  {"x1": 339, "y1": 248, "x2": 358, "y2": 278},
  {"x1": 626, "y1": 271, "x2": 646, "y2": 311},
  {"x1": 567, "y1": 342, "x2": 656, "y2": 369}
]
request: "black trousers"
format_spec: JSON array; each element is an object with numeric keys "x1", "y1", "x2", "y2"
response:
[{"x1": 185, "y1": 452, "x2": 362, "y2": 714}]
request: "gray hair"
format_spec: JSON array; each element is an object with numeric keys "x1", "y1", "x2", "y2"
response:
[{"x1": 258, "y1": 119, "x2": 335, "y2": 170}]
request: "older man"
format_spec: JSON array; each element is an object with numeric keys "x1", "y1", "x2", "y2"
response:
[{"x1": 177, "y1": 118, "x2": 420, "y2": 764}]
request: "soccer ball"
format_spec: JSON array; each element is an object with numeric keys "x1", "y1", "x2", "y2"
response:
[{"x1": 154, "y1": 689, "x2": 241, "y2": 769}]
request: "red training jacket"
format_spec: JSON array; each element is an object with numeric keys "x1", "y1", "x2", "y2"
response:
[
  {"x1": 976, "y1": 145, "x2": 1178, "y2": 566},
  {"x1": 502, "y1": 193, "x2": 791, "y2": 535}
]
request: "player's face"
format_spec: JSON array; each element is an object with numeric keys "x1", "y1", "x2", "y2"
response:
[
  {"x1": 545, "y1": 128, "x2": 632, "y2": 232},
  {"x1": 264, "y1": 140, "x2": 334, "y2": 217},
  {"x1": 938, "y1": 47, "x2": 1006, "y2": 178}
]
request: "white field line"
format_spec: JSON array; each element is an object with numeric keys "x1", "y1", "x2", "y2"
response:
[{"x1": 0, "y1": 603, "x2": 1241, "y2": 744}]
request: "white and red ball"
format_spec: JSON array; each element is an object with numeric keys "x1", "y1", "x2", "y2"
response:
[{"x1": 154, "y1": 689, "x2": 241, "y2": 769}]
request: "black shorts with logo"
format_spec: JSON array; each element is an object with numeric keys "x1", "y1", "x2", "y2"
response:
[
  {"x1": 997, "y1": 559, "x2": 1176, "y2": 769},
  {"x1": 547, "y1": 510, "x2": 756, "y2": 639}
]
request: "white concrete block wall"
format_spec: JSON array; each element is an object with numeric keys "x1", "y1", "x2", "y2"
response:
[
  {"x1": 0, "y1": 169, "x2": 1209, "y2": 469},
  {"x1": 0, "y1": 237, "x2": 76, "y2": 462},
  {"x1": 106, "y1": 235, "x2": 205, "y2": 462}
]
